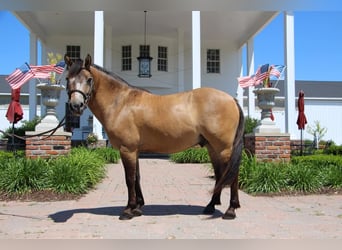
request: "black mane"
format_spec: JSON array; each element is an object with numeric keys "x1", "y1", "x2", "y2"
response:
[
  {"x1": 92, "y1": 64, "x2": 150, "y2": 93},
  {"x1": 68, "y1": 59, "x2": 84, "y2": 77}
]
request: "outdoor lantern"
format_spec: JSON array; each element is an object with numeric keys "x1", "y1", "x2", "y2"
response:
[
  {"x1": 138, "y1": 55, "x2": 152, "y2": 78},
  {"x1": 137, "y1": 11, "x2": 153, "y2": 78}
]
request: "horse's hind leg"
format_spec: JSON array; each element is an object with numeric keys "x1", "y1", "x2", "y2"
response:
[
  {"x1": 222, "y1": 175, "x2": 240, "y2": 219},
  {"x1": 203, "y1": 146, "x2": 223, "y2": 215}
]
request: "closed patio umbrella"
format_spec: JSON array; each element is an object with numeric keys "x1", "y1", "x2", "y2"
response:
[
  {"x1": 296, "y1": 90, "x2": 307, "y2": 155},
  {"x1": 6, "y1": 88, "x2": 24, "y2": 151},
  {"x1": 6, "y1": 88, "x2": 23, "y2": 124}
]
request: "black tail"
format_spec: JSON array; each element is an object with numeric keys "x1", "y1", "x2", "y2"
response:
[{"x1": 214, "y1": 100, "x2": 244, "y2": 194}]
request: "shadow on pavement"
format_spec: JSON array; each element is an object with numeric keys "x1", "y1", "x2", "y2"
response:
[{"x1": 49, "y1": 204, "x2": 223, "y2": 223}]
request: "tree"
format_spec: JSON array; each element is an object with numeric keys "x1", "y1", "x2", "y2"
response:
[{"x1": 306, "y1": 120, "x2": 327, "y2": 149}]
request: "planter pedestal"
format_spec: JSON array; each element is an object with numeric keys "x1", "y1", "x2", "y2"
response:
[
  {"x1": 245, "y1": 88, "x2": 290, "y2": 162},
  {"x1": 253, "y1": 87, "x2": 280, "y2": 134},
  {"x1": 25, "y1": 83, "x2": 71, "y2": 158},
  {"x1": 35, "y1": 83, "x2": 65, "y2": 132}
]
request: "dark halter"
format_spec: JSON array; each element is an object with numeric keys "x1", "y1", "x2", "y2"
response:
[{"x1": 67, "y1": 67, "x2": 94, "y2": 107}]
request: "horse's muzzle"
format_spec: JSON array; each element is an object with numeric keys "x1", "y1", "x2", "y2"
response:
[{"x1": 68, "y1": 101, "x2": 85, "y2": 116}]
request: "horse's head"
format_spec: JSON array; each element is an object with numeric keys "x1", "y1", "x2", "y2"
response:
[{"x1": 65, "y1": 54, "x2": 94, "y2": 116}]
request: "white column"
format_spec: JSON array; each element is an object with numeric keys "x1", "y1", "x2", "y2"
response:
[
  {"x1": 246, "y1": 39, "x2": 255, "y2": 118},
  {"x1": 236, "y1": 47, "x2": 244, "y2": 109},
  {"x1": 177, "y1": 27, "x2": 185, "y2": 92},
  {"x1": 105, "y1": 25, "x2": 112, "y2": 70},
  {"x1": 192, "y1": 11, "x2": 201, "y2": 89},
  {"x1": 93, "y1": 11, "x2": 104, "y2": 140},
  {"x1": 29, "y1": 33, "x2": 37, "y2": 120},
  {"x1": 284, "y1": 11, "x2": 296, "y2": 137}
]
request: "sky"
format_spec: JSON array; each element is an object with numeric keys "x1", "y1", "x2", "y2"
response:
[{"x1": 0, "y1": 10, "x2": 341, "y2": 82}]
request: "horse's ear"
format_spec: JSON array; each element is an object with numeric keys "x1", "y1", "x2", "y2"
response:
[
  {"x1": 64, "y1": 54, "x2": 73, "y2": 69},
  {"x1": 85, "y1": 54, "x2": 92, "y2": 70}
]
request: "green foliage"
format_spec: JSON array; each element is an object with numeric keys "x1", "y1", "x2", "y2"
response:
[
  {"x1": 170, "y1": 147, "x2": 210, "y2": 163},
  {"x1": 0, "y1": 158, "x2": 49, "y2": 194},
  {"x1": 0, "y1": 146, "x2": 110, "y2": 196},
  {"x1": 92, "y1": 147, "x2": 120, "y2": 163},
  {"x1": 244, "y1": 116, "x2": 259, "y2": 135},
  {"x1": 285, "y1": 164, "x2": 322, "y2": 193},
  {"x1": 48, "y1": 147, "x2": 107, "y2": 194},
  {"x1": 240, "y1": 153, "x2": 342, "y2": 194},
  {"x1": 306, "y1": 120, "x2": 327, "y2": 143},
  {"x1": 324, "y1": 144, "x2": 342, "y2": 155},
  {"x1": 2, "y1": 116, "x2": 41, "y2": 138}
]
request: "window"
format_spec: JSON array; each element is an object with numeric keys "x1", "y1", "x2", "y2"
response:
[
  {"x1": 158, "y1": 46, "x2": 168, "y2": 72},
  {"x1": 121, "y1": 45, "x2": 132, "y2": 71},
  {"x1": 139, "y1": 45, "x2": 150, "y2": 58},
  {"x1": 66, "y1": 45, "x2": 81, "y2": 61},
  {"x1": 207, "y1": 49, "x2": 220, "y2": 73}
]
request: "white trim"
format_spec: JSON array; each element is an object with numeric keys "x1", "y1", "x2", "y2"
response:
[
  {"x1": 29, "y1": 32, "x2": 37, "y2": 121},
  {"x1": 93, "y1": 11, "x2": 104, "y2": 140},
  {"x1": 284, "y1": 11, "x2": 296, "y2": 137},
  {"x1": 192, "y1": 11, "x2": 201, "y2": 89},
  {"x1": 246, "y1": 38, "x2": 255, "y2": 118}
]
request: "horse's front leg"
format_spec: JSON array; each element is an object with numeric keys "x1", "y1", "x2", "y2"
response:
[{"x1": 119, "y1": 149, "x2": 143, "y2": 220}]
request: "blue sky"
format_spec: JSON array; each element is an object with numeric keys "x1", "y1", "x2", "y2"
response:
[{"x1": 0, "y1": 10, "x2": 341, "y2": 81}]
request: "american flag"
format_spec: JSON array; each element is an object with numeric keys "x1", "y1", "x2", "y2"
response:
[
  {"x1": 238, "y1": 75, "x2": 256, "y2": 88},
  {"x1": 54, "y1": 61, "x2": 66, "y2": 74},
  {"x1": 269, "y1": 65, "x2": 285, "y2": 80},
  {"x1": 30, "y1": 65, "x2": 55, "y2": 79},
  {"x1": 6, "y1": 63, "x2": 35, "y2": 89},
  {"x1": 254, "y1": 64, "x2": 270, "y2": 85}
]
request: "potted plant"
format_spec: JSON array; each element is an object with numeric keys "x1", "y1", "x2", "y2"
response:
[{"x1": 86, "y1": 132, "x2": 99, "y2": 149}]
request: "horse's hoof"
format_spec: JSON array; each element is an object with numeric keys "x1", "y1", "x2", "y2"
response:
[
  {"x1": 203, "y1": 205, "x2": 215, "y2": 215},
  {"x1": 119, "y1": 211, "x2": 134, "y2": 220},
  {"x1": 222, "y1": 210, "x2": 236, "y2": 220},
  {"x1": 132, "y1": 208, "x2": 143, "y2": 216}
]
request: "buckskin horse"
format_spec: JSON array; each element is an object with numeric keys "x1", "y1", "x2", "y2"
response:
[{"x1": 64, "y1": 54, "x2": 244, "y2": 220}]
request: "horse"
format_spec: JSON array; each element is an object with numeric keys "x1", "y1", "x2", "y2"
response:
[{"x1": 64, "y1": 54, "x2": 245, "y2": 220}]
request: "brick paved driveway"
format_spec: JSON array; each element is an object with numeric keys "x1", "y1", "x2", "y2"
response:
[{"x1": 0, "y1": 158, "x2": 341, "y2": 238}]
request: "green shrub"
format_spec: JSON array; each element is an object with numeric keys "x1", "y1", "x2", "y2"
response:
[
  {"x1": 322, "y1": 165, "x2": 342, "y2": 188},
  {"x1": 170, "y1": 147, "x2": 210, "y2": 163},
  {"x1": 239, "y1": 150, "x2": 258, "y2": 189},
  {"x1": 243, "y1": 163, "x2": 287, "y2": 194},
  {"x1": 324, "y1": 145, "x2": 342, "y2": 155},
  {"x1": 285, "y1": 164, "x2": 322, "y2": 193},
  {"x1": 49, "y1": 157, "x2": 88, "y2": 194},
  {"x1": 93, "y1": 147, "x2": 120, "y2": 163},
  {"x1": 239, "y1": 153, "x2": 341, "y2": 195},
  {"x1": 0, "y1": 158, "x2": 49, "y2": 194},
  {"x1": 244, "y1": 116, "x2": 259, "y2": 135},
  {"x1": 49, "y1": 147, "x2": 107, "y2": 194}
]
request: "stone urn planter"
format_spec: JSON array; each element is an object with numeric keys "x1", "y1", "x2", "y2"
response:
[
  {"x1": 35, "y1": 83, "x2": 65, "y2": 132},
  {"x1": 253, "y1": 87, "x2": 280, "y2": 134}
]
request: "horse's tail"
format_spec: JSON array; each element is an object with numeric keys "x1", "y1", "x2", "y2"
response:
[{"x1": 214, "y1": 100, "x2": 244, "y2": 194}]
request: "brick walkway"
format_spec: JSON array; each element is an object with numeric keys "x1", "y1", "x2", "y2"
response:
[{"x1": 0, "y1": 158, "x2": 341, "y2": 239}]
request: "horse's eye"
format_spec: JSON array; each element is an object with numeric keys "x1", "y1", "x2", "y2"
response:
[{"x1": 87, "y1": 78, "x2": 93, "y2": 85}]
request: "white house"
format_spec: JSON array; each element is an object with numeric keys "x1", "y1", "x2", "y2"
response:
[{"x1": 1, "y1": 1, "x2": 341, "y2": 145}]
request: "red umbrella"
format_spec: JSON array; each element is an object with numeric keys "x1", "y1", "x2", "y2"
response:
[
  {"x1": 296, "y1": 90, "x2": 307, "y2": 129},
  {"x1": 296, "y1": 90, "x2": 307, "y2": 155},
  {"x1": 6, "y1": 88, "x2": 24, "y2": 124}
]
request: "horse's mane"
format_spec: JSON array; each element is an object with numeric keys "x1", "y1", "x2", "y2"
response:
[
  {"x1": 92, "y1": 64, "x2": 150, "y2": 93},
  {"x1": 68, "y1": 59, "x2": 149, "y2": 93}
]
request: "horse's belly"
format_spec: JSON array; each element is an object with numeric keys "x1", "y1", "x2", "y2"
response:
[{"x1": 140, "y1": 132, "x2": 199, "y2": 154}]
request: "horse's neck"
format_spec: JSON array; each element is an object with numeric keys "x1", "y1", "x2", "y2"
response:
[{"x1": 87, "y1": 68, "x2": 128, "y2": 124}]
